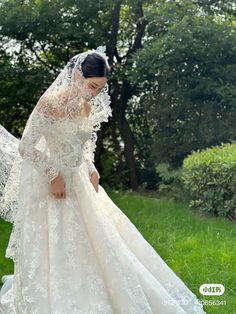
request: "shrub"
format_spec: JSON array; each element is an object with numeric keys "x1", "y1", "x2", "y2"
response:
[
  {"x1": 182, "y1": 143, "x2": 236, "y2": 220},
  {"x1": 155, "y1": 163, "x2": 188, "y2": 202}
]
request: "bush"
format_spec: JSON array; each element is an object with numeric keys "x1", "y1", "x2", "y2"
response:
[
  {"x1": 155, "y1": 163, "x2": 188, "y2": 202},
  {"x1": 182, "y1": 143, "x2": 236, "y2": 220}
]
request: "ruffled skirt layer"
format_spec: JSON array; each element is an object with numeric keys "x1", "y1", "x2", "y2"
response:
[{"x1": 0, "y1": 161, "x2": 206, "y2": 314}]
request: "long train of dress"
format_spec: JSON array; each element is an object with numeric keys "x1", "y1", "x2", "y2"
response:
[{"x1": 0, "y1": 159, "x2": 207, "y2": 313}]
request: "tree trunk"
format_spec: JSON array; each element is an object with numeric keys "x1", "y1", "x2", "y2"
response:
[{"x1": 97, "y1": 0, "x2": 147, "y2": 190}]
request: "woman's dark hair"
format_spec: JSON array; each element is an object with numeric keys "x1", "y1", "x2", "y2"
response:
[{"x1": 81, "y1": 53, "x2": 111, "y2": 78}]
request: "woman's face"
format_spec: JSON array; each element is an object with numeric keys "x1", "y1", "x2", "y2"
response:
[
  {"x1": 84, "y1": 77, "x2": 108, "y2": 98},
  {"x1": 73, "y1": 71, "x2": 108, "y2": 100}
]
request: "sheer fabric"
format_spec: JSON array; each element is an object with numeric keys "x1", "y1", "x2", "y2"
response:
[
  {"x1": 0, "y1": 45, "x2": 110, "y2": 224},
  {"x1": 0, "y1": 119, "x2": 207, "y2": 313},
  {"x1": 0, "y1": 47, "x2": 206, "y2": 313}
]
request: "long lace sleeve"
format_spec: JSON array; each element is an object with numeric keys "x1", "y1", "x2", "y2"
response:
[
  {"x1": 82, "y1": 140, "x2": 100, "y2": 179},
  {"x1": 18, "y1": 109, "x2": 59, "y2": 183}
]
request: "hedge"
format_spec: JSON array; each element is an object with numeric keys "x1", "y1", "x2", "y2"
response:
[{"x1": 182, "y1": 143, "x2": 236, "y2": 220}]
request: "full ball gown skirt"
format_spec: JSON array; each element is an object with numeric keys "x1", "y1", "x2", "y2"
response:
[{"x1": 0, "y1": 161, "x2": 206, "y2": 313}]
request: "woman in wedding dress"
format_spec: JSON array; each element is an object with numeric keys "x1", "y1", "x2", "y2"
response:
[{"x1": 0, "y1": 46, "x2": 206, "y2": 314}]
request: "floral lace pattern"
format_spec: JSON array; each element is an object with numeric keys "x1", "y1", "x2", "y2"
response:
[
  {"x1": 18, "y1": 98, "x2": 100, "y2": 183},
  {"x1": 0, "y1": 47, "x2": 206, "y2": 313},
  {"x1": 0, "y1": 110, "x2": 206, "y2": 313},
  {"x1": 0, "y1": 47, "x2": 111, "y2": 224},
  {"x1": 0, "y1": 162, "x2": 207, "y2": 313}
]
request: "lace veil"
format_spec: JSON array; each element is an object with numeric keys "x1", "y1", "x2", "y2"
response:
[{"x1": 0, "y1": 46, "x2": 112, "y2": 224}]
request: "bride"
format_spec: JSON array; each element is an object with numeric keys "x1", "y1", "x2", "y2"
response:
[{"x1": 0, "y1": 46, "x2": 206, "y2": 313}]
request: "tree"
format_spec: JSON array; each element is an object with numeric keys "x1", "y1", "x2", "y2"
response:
[
  {"x1": 0, "y1": 0, "x2": 153, "y2": 190},
  {"x1": 1, "y1": 0, "x2": 236, "y2": 190},
  {"x1": 130, "y1": 0, "x2": 236, "y2": 166}
]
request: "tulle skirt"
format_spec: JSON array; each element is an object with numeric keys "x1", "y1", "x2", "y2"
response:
[{"x1": 0, "y1": 161, "x2": 206, "y2": 313}]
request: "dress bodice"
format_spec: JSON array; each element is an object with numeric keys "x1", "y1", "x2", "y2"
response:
[
  {"x1": 18, "y1": 109, "x2": 96, "y2": 183},
  {"x1": 43, "y1": 115, "x2": 93, "y2": 169}
]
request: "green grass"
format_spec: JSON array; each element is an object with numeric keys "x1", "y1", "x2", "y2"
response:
[
  {"x1": 108, "y1": 190, "x2": 236, "y2": 314},
  {"x1": 1, "y1": 190, "x2": 235, "y2": 314},
  {"x1": 0, "y1": 219, "x2": 14, "y2": 285}
]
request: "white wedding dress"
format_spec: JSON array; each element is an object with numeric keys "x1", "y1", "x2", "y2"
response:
[{"x1": 0, "y1": 108, "x2": 206, "y2": 314}]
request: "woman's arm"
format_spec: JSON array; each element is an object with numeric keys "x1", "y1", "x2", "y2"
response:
[
  {"x1": 18, "y1": 109, "x2": 59, "y2": 183},
  {"x1": 83, "y1": 150, "x2": 100, "y2": 193},
  {"x1": 82, "y1": 140, "x2": 100, "y2": 180}
]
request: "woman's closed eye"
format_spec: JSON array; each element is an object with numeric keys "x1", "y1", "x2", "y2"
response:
[
  {"x1": 89, "y1": 84, "x2": 102, "y2": 93},
  {"x1": 89, "y1": 83, "x2": 96, "y2": 89}
]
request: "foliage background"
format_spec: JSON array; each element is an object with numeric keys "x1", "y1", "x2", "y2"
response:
[
  {"x1": 0, "y1": 0, "x2": 236, "y2": 191},
  {"x1": 0, "y1": 1, "x2": 236, "y2": 312}
]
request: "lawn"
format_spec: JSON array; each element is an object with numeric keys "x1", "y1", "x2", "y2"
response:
[
  {"x1": 1, "y1": 190, "x2": 235, "y2": 314},
  {"x1": 0, "y1": 218, "x2": 14, "y2": 288}
]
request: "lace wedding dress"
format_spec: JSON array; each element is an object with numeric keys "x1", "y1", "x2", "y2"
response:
[
  {"x1": 0, "y1": 47, "x2": 206, "y2": 314},
  {"x1": 0, "y1": 112, "x2": 206, "y2": 314}
]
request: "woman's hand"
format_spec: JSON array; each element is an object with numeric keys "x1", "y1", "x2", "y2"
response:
[
  {"x1": 90, "y1": 171, "x2": 99, "y2": 193},
  {"x1": 50, "y1": 173, "x2": 66, "y2": 199}
]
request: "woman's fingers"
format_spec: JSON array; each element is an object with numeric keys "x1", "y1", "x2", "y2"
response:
[
  {"x1": 50, "y1": 174, "x2": 66, "y2": 199},
  {"x1": 90, "y1": 178, "x2": 99, "y2": 193},
  {"x1": 61, "y1": 189, "x2": 66, "y2": 199},
  {"x1": 94, "y1": 182, "x2": 98, "y2": 192},
  {"x1": 53, "y1": 189, "x2": 66, "y2": 199}
]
